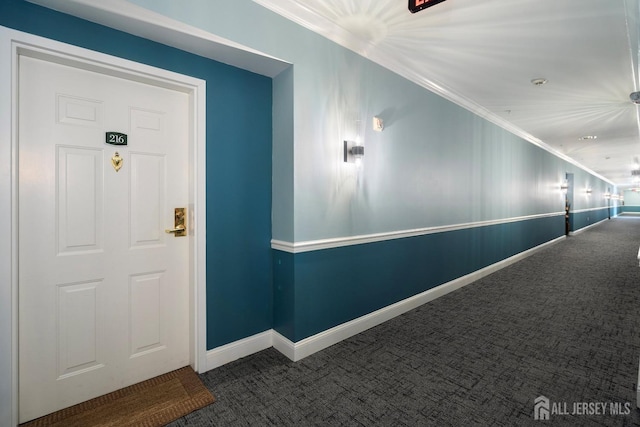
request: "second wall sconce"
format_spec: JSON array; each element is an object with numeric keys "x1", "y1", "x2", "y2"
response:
[
  {"x1": 344, "y1": 140, "x2": 364, "y2": 164},
  {"x1": 560, "y1": 180, "x2": 568, "y2": 193}
]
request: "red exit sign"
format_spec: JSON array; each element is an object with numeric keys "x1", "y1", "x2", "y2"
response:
[{"x1": 409, "y1": 0, "x2": 447, "y2": 13}]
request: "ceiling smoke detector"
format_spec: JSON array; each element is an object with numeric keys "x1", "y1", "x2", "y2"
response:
[
  {"x1": 630, "y1": 92, "x2": 640, "y2": 104},
  {"x1": 530, "y1": 78, "x2": 548, "y2": 86}
]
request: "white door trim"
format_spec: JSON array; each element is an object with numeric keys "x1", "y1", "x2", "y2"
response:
[{"x1": 0, "y1": 26, "x2": 207, "y2": 427}]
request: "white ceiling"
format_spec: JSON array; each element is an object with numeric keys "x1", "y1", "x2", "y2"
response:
[{"x1": 257, "y1": 0, "x2": 640, "y2": 188}]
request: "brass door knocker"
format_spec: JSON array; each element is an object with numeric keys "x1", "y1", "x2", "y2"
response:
[{"x1": 111, "y1": 151, "x2": 123, "y2": 172}]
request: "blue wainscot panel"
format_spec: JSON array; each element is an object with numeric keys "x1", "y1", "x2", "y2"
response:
[
  {"x1": 569, "y1": 208, "x2": 611, "y2": 232},
  {"x1": 273, "y1": 251, "x2": 296, "y2": 340},
  {"x1": 274, "y1": 215, "x2": 564, "y2": 342},
  {"x1": 621, "y1": 206, "x2": 640, "y2": 214}
]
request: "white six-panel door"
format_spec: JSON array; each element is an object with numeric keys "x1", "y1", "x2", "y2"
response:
[{"x1": 18, "y1": 54, "x2": 191, "y2": 422}]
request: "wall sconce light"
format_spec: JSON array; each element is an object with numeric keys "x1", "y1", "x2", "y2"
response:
[
  {"x1": 344, "y1": 140, "x2": 364, "y2": 164},
  {"x1": 560, "y1": 180, "x2": 568, "y2": 193},
  {"x1": 586, "y1": 188, "x2": 592, "y2": 195},
  {"x1": 604, "y1": 192, "x2": 611, "y2": 199}
]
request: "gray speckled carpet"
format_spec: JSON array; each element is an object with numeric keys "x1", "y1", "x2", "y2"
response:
[{"x1": 169, "y1": 216, "x2": 640, "y2": 426}]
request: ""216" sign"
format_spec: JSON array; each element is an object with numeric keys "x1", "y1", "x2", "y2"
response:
[{"x1": 106, "y1": 132, "x2": 128, "y2": 146}]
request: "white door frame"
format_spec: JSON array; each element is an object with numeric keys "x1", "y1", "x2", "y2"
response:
[{"x1": 0, "y1": 26, "x2": 207, "y2": 427}]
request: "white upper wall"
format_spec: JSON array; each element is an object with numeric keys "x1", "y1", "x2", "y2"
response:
[{"x1": 127, "y1": 0, "x2": 611, "y2": 242}]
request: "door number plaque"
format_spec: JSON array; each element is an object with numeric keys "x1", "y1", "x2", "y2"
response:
[{"x1": 106, "y1": 132, "x2": 127, "y2": 146}]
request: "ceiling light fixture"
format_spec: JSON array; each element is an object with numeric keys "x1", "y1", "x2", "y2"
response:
[
  {"x1": 530, "y1": 78, "x2": 548, "y2": 86},
  {"x1": 578, "y1": 135, "x2": 597, "y2": 141}
]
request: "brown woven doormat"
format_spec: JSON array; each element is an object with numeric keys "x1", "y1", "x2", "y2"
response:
[{"x1": 21, "y1": 366, "x2": 215, "y2": 427}]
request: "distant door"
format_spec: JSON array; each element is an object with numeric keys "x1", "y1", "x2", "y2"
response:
[
  {"x1": 18, "y1": 54, "x2": 190, "y2": 422},
  {"x1": 565, "y1": 199, "x2": 570, "y2": 235}
]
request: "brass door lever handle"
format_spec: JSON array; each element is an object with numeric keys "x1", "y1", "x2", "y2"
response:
[
  {"x1": 165, "y1": 208, "x2": 186, "y2": 236},
  {"x1": 165, "y1": 224, "x2": 186, "y2": 234}
]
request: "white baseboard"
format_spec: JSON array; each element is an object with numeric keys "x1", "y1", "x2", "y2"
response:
[
  {"x1": 205, "y1": 330, "x2": 273, "y2": 372},
  {"x1": 271, "y1": 330, "x2": 296, "y2": 361},
  {"x1": 204, "y1": 235, "x2": 566, "y2": 369}
]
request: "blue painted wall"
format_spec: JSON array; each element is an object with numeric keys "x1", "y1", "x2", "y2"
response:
[{"x1": 1, "y1": 0, "x2": 274, "y2": 349}]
